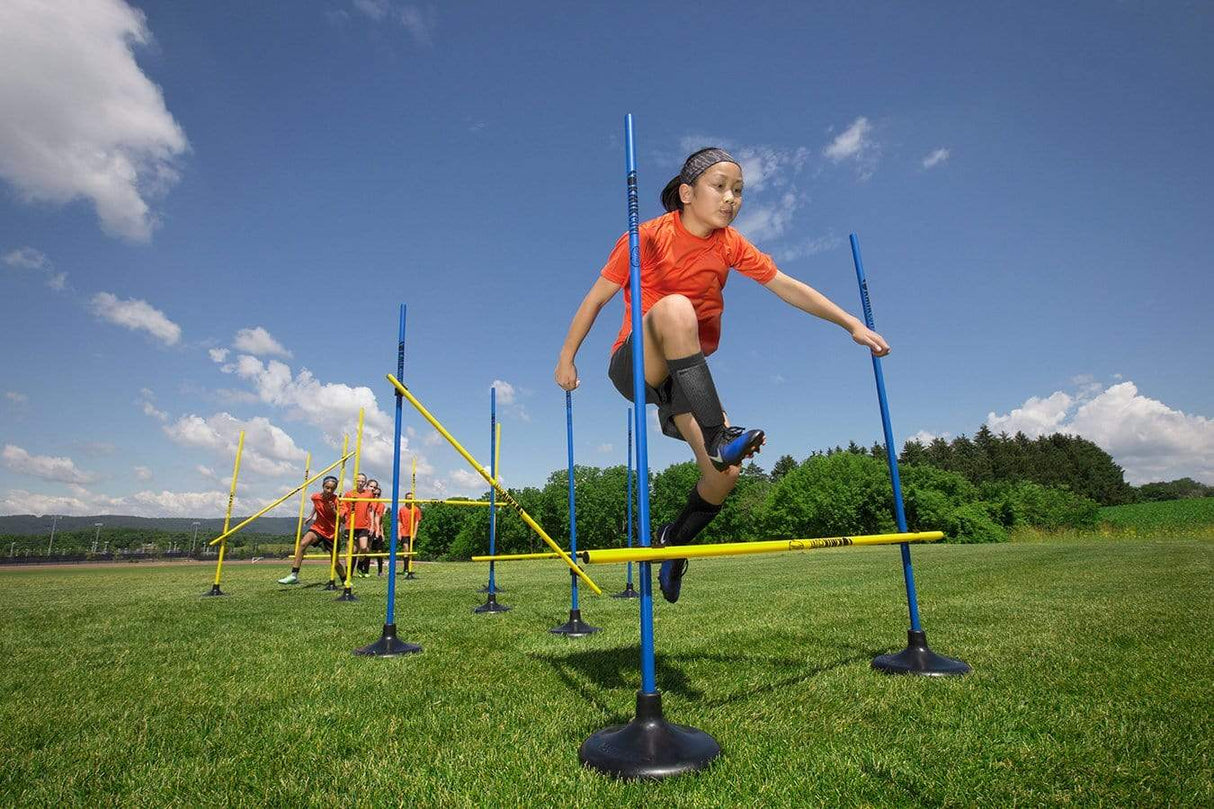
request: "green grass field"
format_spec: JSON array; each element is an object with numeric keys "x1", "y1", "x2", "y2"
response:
[
  {"x1": 2, "y1": 536, "x2": 1210, "y2": 806},
  {"x1": 1100, "y1": 496, "x2": 1214, "y2": 530}
]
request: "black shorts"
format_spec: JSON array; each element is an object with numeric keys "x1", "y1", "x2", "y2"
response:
[
  {"x1": 310, "y1": 533, "x2": 336, "y2": 554},
  {"x1": 370, "y1": 536, "x2": 385, "y2": 552},
  {"x1": 608, "y1": 333, "x2": 687, "y2": 441}
]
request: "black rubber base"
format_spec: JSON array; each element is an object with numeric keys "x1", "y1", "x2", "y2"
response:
[
  {"x1": 201, "y1": 584, "x2": 226, "y2": 597},
  {"x1": 473, "y1": 593, "x2": 511, "y2": 614},
  {"x1": 323, "y1": 581, "x2": 338, "y2": 591},
  {"x1": 580, "y1": 691, "x2": 720, "y2": 780},
  {"x1": 549, "y1": 609, "x2": 600, "y2": 637},
  {"x1": 872, "y1": 629, "x2": 971, "y2": 676},
  {"x1": 353, "y1": 623, "x2": 422, "y2": 657},
  {"x1": 477, "y1": 584, "x2": 505, "y2": 593},
  {"x1": 401, "y1": 571, "x2": 418, "y2": 580},
  {"x1": 336, "y1": 587, "x2": 358, "y2": 602},
  {"x1": 611, "y1": 582, "x2": 640, "y2": 599}
]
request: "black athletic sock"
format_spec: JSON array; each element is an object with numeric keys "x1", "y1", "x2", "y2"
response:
[
  {"x1": 291, "y1": 567, "x2": 300, "y2": 574},
  {"x1": 666, "y1": 352, "x2": 725, "y2": 449},
  {"x1": 668, "y1": 485, "x2": 723, "y2": 546}
]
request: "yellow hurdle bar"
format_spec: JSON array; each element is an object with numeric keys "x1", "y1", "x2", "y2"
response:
[
  {"x1": 339, "y1": 496, "x2": 493, "y2": 507},
  {"x1": 387, "y1": 373, "x2": 602, "y2": 596},
  {"x1": 473, "y1": 533, "x2": 944, "y2": 564},
  {"x1": 577, "y1": 532, "x2": 945, "y2": 565},
  {"x1": 207, "y1": 452, "x2": 354, "y2": 546},
  {"x1": 472, "y1": 551, "x2": 563, "y2": 562}
]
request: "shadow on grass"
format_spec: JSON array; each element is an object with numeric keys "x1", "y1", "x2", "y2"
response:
[{"x1": 530, "y1": 640, "x2": 880, "y2": 725}]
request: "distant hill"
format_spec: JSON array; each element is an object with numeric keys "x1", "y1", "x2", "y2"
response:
[{"x1": 0, "y1": 514, "x2": 301, "y2": 536}]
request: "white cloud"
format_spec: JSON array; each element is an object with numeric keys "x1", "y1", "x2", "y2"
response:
[
  {"x1": 776, "y1": 233, "x2": 844, "y2": 263},
  {"x1": 232, "y1": 326, "x2": 292, "y2": 358},
  {"x1": 986, "y1": 381, "x2": 1213, "y2": 484},
  {"x1": 733, "y1": 192, "x2": 800, "y2": 241},
  {"x1": 3, "y1": 247, "x2": 49, "y2": 270},
  {"x1": 987, "y1": 392, "x2": 1073, "y2": 437},
  {"x1": 4, "y1": 391, "x2": 27, "y2": 404},
  {"x1": 449, "y1": 468, "x2": 488, "y2": 497},
  {"x1": 0, "y1": 0, "x2": 189, "y2": 241},
  {"x1": 1, "y1": 444, "x2": 96, "y2": 484},
  {"x1": 492, "y1": 379, "x2": 516, "y2": 405},
  {"x1": 922, "y1": 148, "x2": 950, "y2": 169},
  {"x1": 351, "y1": 0, "x2": 435, "y2": 45},
  {"x1": 905, "y1": 429, "x2": 952, "y2": 446},
  {"x1": 823, "y1": 117, "x2": 879, "y2": 179},
  {"x1": 3, "y1": 246, "x2": 68, "y2": 291},
  {"x1": 163, "y1": 412, "x2": 308, "y2": 478},
  {"x1": 133, "y1": 465, "x2": 152, "y2": 481},
  {"x1": 208, "y1": 348, "x2": 229, "y2": 363},
  {"x1": 596, "y1": 443, "x2": 614, "y2": 454},
  {"x1": 90, "y1": 292, "x2": 181, "y2": 345}
]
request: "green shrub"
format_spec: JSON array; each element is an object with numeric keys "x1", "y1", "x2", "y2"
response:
[
  {"x1": 762, "y1": 453, "x2": 896, "y2": 539},
  {"x1": 979, "y1": 480, "x2": 1099, "y2": 529},
  {"x1": 945, "y1": 503, "x2": 1008, "y2": 543}
]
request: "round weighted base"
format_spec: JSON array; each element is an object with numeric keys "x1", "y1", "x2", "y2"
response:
[
  {"x1": 580, "y1": 691, "x2": 720, "y2": 780},
  {"x1": 323, "y1": 581, "x2": 338, "y2": 591},
  {"x1": 872, "y1": 629, "x2": 971, "y2": 676},
  {"x1": 202, "y1": 584, "x2": 226, "y2": 597},
  {"x1": 477, "y1": 584, "x2": 505, "y2": 593},
  {"x1": 401, "y1": 571, "x2": 418, "y2": 580},
  {"x1": 473, "y1": 593, "x2": 511, "y2": 614},
  {"x1": 549, "y1": 609, "x2": 599, "y2": 637},
  {"x1": 336, "y1": 587, "x2": 358, "y2": 602},
  {"x1": 611, "y1": 582, "x2": 640, "y2": 599},
  {"x1": 353, "y1": 623, "x2": 422, "y2": 657}
]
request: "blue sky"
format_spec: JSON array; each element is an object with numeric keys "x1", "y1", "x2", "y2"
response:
[{"x1": 1, "y1": 0, "x2": 1211, "y2": 517}]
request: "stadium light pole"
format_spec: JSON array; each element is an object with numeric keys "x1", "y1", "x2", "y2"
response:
[
  {"x1": 93, "y1": 522, "x2": 103, "y2": 555},
  {"x1": 47, "y1": 514, "x2": 60, "y2": 555},
  {"x1": 190, "y1": 521, "x2": 200, "y2": 555}
]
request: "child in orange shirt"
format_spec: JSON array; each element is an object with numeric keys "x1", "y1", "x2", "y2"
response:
[
  {"x1": 397, "y1": 492, "x2": 422, "y2": 573},
  {"x1": 368, "y1": 480, "x2": 387, "y2": 576},
  {"x1": 341, "y1": 473, "x2": 376, "y2": 578},
  {"x1": 277, "y1": 475, "x2": 347, "y2": 584},
  {"x1": 555, "y1": 147, "x2": 890, "y2": 603}
]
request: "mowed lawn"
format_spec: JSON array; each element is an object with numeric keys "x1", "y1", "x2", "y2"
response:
[{"x1": 1, "y1": 537, "x2": 1210, "y2": 806}]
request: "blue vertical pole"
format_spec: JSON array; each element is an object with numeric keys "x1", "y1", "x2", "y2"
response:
[
  {"x1": 488, "y1": 386, "x2": 498, "y2": 594},
  {"x1": 625, "y1": 114, "x2": 657, "y2": 695},
  {"x1": 849, "y1": 234, "x2": 923, "y2": 633},
  {"x1": 386, "y1": 303, "x2": 406, "y2": 626},
  {"x1": 626, "y1": 407, "x2": 634, "y2": 589},
  {"x1": 565, "y1": 390, "x2": 579, "y2": 611}
]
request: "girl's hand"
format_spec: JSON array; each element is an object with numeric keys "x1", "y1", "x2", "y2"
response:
[
  {"x1": 851, "y1": 325, "x2": 891, "y2": 357},
  {"x1": 554, "y1": 358, "x2": 580, "y2": 391}
]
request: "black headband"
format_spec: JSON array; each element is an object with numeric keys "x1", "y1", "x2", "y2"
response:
[{"x1": 680, "y1": 148, "x2": 739, "y2": 186}]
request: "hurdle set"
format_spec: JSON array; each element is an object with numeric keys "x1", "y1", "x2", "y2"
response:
[{"x1": 198, "y1": 113, "x2": 970, "y2": 781}]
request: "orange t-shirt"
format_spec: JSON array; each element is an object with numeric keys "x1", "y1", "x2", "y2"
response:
[
  {"x1": 600, "y1": 210, "x2": 778, "y2": 356},
  {"x1": 309, "y1": 493, "x2": 338, "y2": 540},
  {"x1": 397, "y1": 505, "x2": 422, "y2": 539},
  {"x1": 341, "y1": 488, "x2": 377, "y2": 530},
  {"x1": 372, "y1": 501, "x2": 386, "y2": 535}
]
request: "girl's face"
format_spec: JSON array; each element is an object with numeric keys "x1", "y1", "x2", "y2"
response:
[
  {"x1": 681, "y1": 162, "x2": 744, "y2": 232},
  {"x1": 356, "y1": 474, "x2": 367, "y2": 491},
  {"x1": 322, "y1": 479, "x2": 337, "y2": 495}
]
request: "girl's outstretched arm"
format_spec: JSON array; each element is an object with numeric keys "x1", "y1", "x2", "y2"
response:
[
  {"x1": 555, "y1": 276, "x2": 622, "y2": 390},
  {"x1": 764, "y1": 270, "x2": 891, "y2": 356}
]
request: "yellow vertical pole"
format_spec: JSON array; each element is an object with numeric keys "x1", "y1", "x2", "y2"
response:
[
  {"x1": 327, "y1": 435, "x2": 348, "y2": 588},
  {"x1": 292, "y1": 452, "x2": 311, "y2": 561},
  {"x1": 405, "y1": 455, "x2": 418, "y2": 576},
  {"x1": 340, "y1": 409, "x2": 365, "y2": 597},
  {"x1": 207, "y1": 431, "x2": 245, "y2": 596}
]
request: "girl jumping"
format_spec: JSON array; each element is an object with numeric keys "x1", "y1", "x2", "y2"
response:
[{"x1": 554, "y1": 147, "x2": 889, "y2": 603}]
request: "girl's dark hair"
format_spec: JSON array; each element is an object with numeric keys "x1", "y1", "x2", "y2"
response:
[
  {"x1": 323, "y1": 476, "x2": 338, "y2": 485},
  {"x1": 660, "y1": 147, "x2": 723, "y2": 212}
]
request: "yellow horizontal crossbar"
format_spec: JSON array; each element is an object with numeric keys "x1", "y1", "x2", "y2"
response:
[
  {"x1": 339, "y1": 497, "x2": 492, "y2": 507},
  {"x1": 301, "y1": 552, "x2": 414, "y2": 559},
  {"x1": 579, "y1": 532, "x2": 944, "y2": 564},
  {"x1": 387, "y1": 373, "x2": 602, "y2": 596},
  {"x1": 471, "y1": 551, "x2": 562, "y2": 562}
]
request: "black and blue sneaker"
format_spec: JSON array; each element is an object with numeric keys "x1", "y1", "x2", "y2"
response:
[
  {"x1": 658, "y1": 557, "x2": 689, "y2": 603},
  {"x1": 705, "y1": 425, "x2": 765, "y2": 472}
]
